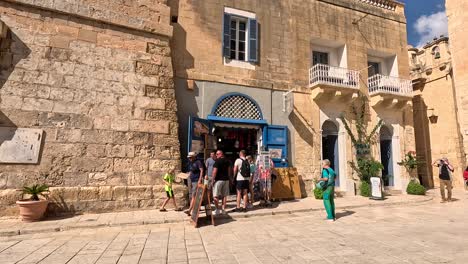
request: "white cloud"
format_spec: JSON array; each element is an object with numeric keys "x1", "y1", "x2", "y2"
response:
[{"x1": 414, "y1": 11, "x2": 448, "y2": 47}]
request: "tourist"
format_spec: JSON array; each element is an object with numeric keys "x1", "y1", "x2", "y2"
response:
[
  {"x1": 205, "y1": 151, "x2": 216, "y2": 190},
  {"x1": 319, "y1": 159, "x2": 336, "y2": 221},
  {"x1": 246, "y1": 155, "x2": 256, "y2": 208},
  {"x1": 233, "y1": 150, "x2": 250, "y2": 212},
  {"x1": 159, "y1": 167, "x2": 182, "y2": 212},
  {"x1": 185, "y1": 152, "x2": 204, "y2": 216},
  {"x1": 433, "y1": 157, "x2": 454, "y2": 202},
  {"x1": 212, "y1": 150, "x2": 231, "y2": 215}
]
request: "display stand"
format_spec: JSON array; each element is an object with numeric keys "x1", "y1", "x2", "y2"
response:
[{"x1": 190, "y1": 183, "x2": 215, "y2": 228}]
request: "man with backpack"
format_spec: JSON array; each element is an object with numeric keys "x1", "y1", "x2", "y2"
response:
[{"x1": 233, "y1": 150, "x2": 250, "y2": 212}]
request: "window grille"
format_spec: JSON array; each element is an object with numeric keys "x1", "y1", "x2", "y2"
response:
[{"x1": 213, "y1": 95, "x2": 262, "y2": 120}]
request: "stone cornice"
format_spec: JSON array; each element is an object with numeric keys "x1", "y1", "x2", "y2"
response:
[
  {"x1": 2, "y1": 0, "x2": 173, "y2": 38},
  {"x1": 317, "y1": 0, "x2": 406, "y2": 23}
]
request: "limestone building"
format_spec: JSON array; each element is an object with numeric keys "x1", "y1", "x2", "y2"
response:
[
  {"x1": 170, "y1": 0, "x2": 416, "y2": 195},
  {"x1": 409, "y1": 37, "x2": 465, "y2": 189},
  {"x1": 446, "y1": 0, "x2": 468, "y2": 174},
  {"x1": 0, "y1": 0, "x2": 185, "y2": 215}
]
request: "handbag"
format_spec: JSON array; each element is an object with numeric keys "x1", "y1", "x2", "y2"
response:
[{"x1": 316, "y1": 180, "x2": 327, "y2": 190}]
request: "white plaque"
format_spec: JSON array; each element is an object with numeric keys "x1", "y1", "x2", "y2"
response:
[{"x1": 0, "y1": 128, "x2": 43, "y2": 164}]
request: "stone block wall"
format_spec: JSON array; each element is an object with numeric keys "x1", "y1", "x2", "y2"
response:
[
  {"x1": 0, "y1": 0, "x2": 187, "y2": 216},
  {"x1": 446, "y1": 0, "x2": 468, "y2": 170}
]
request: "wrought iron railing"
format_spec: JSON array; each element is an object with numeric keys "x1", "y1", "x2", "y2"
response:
[
  {"x1": 368, "y1": 74, "x2": 413, "y2": 97},
  {"x1": 309, "y1": 64, "x2": 360, "y2": 89}
]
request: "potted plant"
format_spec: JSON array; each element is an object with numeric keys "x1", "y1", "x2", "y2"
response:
[
  {"x1": 397, "y1": 151, "x2": 419, "y2": 181},
  {"x1": 16, "y1": 184, "x2": 49, "y2": 222}
]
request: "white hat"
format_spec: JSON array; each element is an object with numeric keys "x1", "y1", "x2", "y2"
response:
[{"x1": 187, "y1": 151, "x2": 197, "y2": 158}]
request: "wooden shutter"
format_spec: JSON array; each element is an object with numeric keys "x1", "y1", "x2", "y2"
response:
[
  {"x1": 248, "y1": 18, "x2": 258, "y2": 63},
  {"x1": 222, "y1": 13, "x2": 231, "y2": 58}
]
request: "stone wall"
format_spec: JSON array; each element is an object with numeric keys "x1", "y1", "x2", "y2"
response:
[
  {"x1": 409, "y1": 38, "x2": 466, "y2": 188},
  {"x1": 0, "y1": 0, "x2": 187, "y2": 216},
  {"x1": 446, "y1": 0, "x2": 468, "y2": 170}
]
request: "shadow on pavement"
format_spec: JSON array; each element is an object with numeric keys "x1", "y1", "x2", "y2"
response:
[{"x1": 335, "y1": 210, "x2": 355, "y2": 220}]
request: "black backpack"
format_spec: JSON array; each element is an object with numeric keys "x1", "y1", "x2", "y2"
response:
[{"x1": 240, "y1": 158, "x2": 251, "y2": 178}]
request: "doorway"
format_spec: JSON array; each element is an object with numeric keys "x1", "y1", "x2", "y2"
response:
[
  {"x1": 212, "y1": 125, "x2": 260, "y2": 165},
  {"x1": 380, "y1": 126, "x2": 393, "y2": 186},
  {"x1": 322, "y1": 120, "x2": 339, "y2": 186}
]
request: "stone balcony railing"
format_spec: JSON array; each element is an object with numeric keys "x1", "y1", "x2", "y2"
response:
[
  {"x1": 309, "y1": 64, "x2": 360, "y2": 90},
  {"x1": 368, "y1": 74, "x2": 413, "y2": 97},
  {"x1": 358, "y1": 0, "x2": 398, "y2": 11}
]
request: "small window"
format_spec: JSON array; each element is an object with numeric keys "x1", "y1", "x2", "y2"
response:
[
  {"x1": 432, "y1": 46, "x2": 440, "y2": 59},
  {"x1": 313, "y1": 51, "x2": 329, "y2": 65},
  {"x1": 368, "y1": 61, "x2": 380, "y2": 77},
  {"x1": 411, "y1": 53, "x2": 417, "y2": 64}
]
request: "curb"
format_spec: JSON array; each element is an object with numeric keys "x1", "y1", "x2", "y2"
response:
[{"x1": 0, "y1": 196, "x2": 433, "y2": 237}]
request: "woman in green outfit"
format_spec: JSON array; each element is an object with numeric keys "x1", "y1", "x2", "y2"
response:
[{"x1": 319, "y1": 159, "x2": 336, "y2": 221}]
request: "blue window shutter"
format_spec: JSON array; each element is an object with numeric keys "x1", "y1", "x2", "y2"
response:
[
  {"x1": 248, "y1": 18, "x2": 258, "y2": 63},
  {"x1": 223, "y1": 13, "x2": 231, "y2": 58}
]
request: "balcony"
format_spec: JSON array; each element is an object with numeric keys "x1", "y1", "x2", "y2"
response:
[
  {"x1": 368, "y1": 74, "x2": 413, "y2": 108},
  {"x1": 309, "y1": 64, "x2": 360, "y2": 100}
]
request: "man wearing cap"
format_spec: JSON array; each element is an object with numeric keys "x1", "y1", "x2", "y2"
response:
[
  {"x1": 432, "y1": 157, "x2": 454, "y2": 203},
  {"x1": 185, "y1": 151, "x2": 204, "y2": 215}
]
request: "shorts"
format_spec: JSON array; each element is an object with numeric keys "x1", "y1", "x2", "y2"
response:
[
  {"x1": 236, "y1": 180, "x2": 250, "y2": 190},
  {"x1": 260, "y1": 178, "x2": 271, "y2": 191},
  {"x1": 166, "y1": 189, "x2": 174, "y2": 198},
  {"x1": 191, "y1": 183, "x2": 198, "y2": 198},
  {"x1": 213, "y1": 180, "x2": 230, "y2": 198}
]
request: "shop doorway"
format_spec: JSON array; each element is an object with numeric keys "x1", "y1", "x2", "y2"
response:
[
  {"x1": 322, "y1": 120, "x2": 339, "y2": 186},
  {"x1": 380, "y1": 125, "x2": 393, "y2": 186},
  {"x1": 212, "y1": 125, "x2": 260, "y2": 165}
]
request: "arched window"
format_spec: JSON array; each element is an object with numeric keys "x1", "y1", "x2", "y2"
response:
[
  {"x1": 211, "y1": 93, "x2": 263, "y2": 120},
  {"x1": 432, "y1": 46, "x2": 440, "y2": 59}
]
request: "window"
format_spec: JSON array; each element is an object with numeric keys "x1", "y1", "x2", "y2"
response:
[
  {"x1": 368, "y1": 61, "x2": 380, "y2": 77},
  {"x1": 313, "y1": 51, "x2": 329, "y2": 65},
  {"x1": 230, "y1": 17, "x2": 247, "y2": 61},
  {"x1": 223, "y1": 8, "x2": 258, "y2": 64},
  {"x1": 432, "y1": 46, "x2": 440, "y2": 59}
]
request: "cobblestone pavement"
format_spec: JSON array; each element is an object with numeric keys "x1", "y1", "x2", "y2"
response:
[{"x1": 0, "y1": 194, "x2": 467, "y2": 264}]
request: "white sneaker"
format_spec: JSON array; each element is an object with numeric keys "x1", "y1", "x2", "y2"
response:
[{"x1": 214, "y1": 209, "x2": 220, "y2": 216}]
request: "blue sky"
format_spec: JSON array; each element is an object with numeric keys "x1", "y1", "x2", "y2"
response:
[{"x1": 401, "y1": 0, "x2": 448, "y2": 47}]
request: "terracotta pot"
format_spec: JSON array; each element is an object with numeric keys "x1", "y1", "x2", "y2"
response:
[{"x1": 16, "y1": 199, "x2": 48, "y2": 222}]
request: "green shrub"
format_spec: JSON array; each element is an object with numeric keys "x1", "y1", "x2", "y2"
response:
[
  {"x1": 360, "y1": 181, "x2": 371, "y2": 197},
  {"x1": 406, "y1": 180, "x2": 426, "y2": 195},
  {"x1": 313, "y1": 187, "x2": 323, "y2": 200}
]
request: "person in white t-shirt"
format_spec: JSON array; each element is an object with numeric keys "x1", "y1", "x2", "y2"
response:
[{"x1": 233, "y1": 150, "x2": 250, "y2": 212}]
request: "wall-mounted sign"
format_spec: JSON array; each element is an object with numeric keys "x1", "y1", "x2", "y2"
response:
[{"x1": 0, "y1": 128, "x2": 43, "y2": 164}]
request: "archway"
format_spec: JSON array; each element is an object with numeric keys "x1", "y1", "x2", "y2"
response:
[
  {"x1": 380, "y1": 125, "x2": 393, "y2": 186},
  {"x1": 322, "y1": 120, "x2": 339, "y2": 186}
]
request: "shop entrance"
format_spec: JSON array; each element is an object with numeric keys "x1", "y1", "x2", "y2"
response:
[{"x1": 212, "y1": 125, "x2": 260, "y2": 165}]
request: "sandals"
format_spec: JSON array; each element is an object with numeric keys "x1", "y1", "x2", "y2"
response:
[{"x1": 160, "y1": 208, "x2": 167, "y2": 212}]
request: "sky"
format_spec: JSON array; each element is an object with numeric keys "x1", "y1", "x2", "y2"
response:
[{"x1": 401, "y1": 0, "x2": 448, "y2": 47}]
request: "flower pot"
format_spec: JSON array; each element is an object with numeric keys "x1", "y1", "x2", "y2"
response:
[{"x1": 16, "y1": 199, "x2": 48, "y2": 222}]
